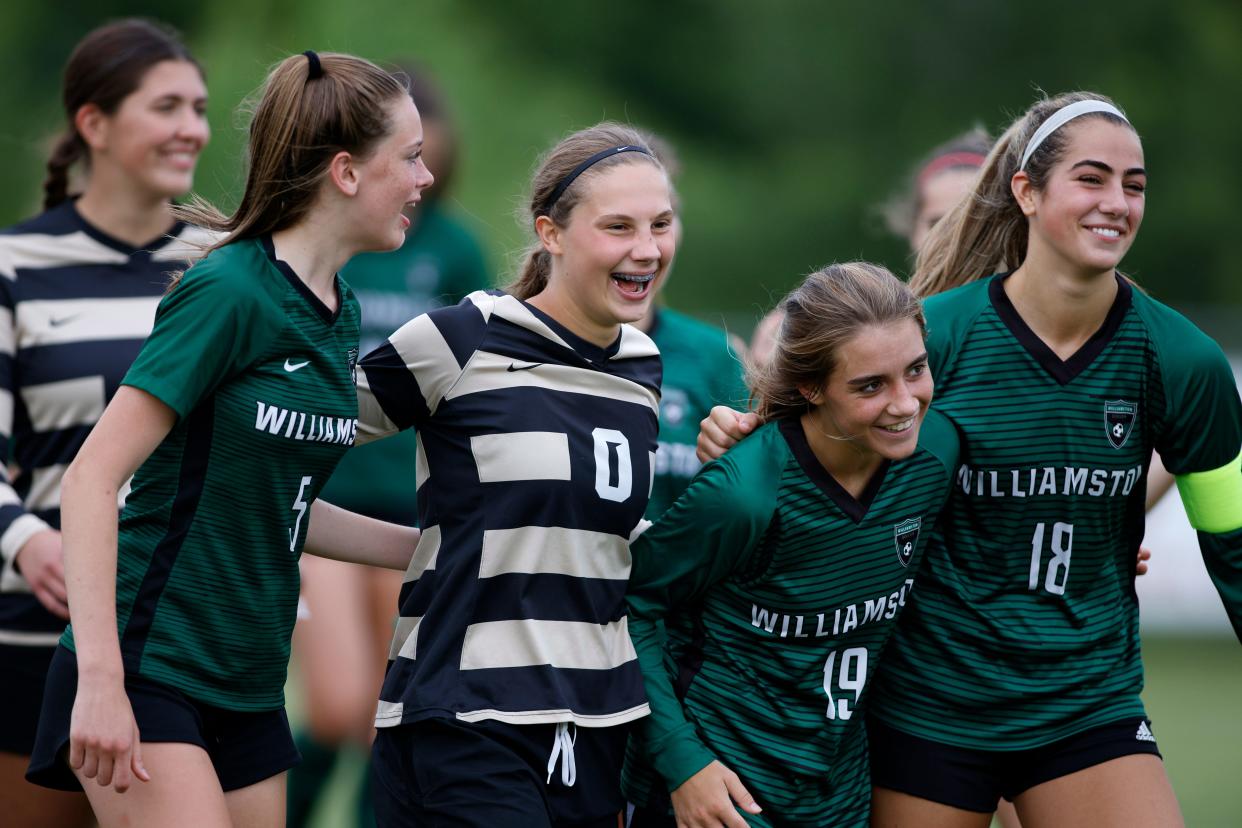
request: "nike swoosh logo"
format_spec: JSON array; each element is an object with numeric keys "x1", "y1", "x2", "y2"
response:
[
  {"x1": 49, "y1": 314, "x2": 81, "y2": 327},
  {"x1": 506, "y1": 362, "x2": 542, "y2": 372},
  {"x1": 284, "y1": 359, "x2": 311, "y2": 372}
]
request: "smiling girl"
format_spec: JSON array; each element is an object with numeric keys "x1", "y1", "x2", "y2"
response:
[
  {"x1": 699, "y1": 92, "x2": 1242, "y2": 828},
  {"x1": 358, "y1": 123, "x2": 671, "y2": 828},
  {"x1": 865, "y1": 91, "x2": 1242, "y2": 828},
  {"x1": 25, "y1": 51, "x2": 430, "y2": 828},
  {"x1": 0, "y1": 20, "x2": 211, "y2": 827},
  {"x1": 624, "y1": 263, "x2": 959, "y2": 828}
]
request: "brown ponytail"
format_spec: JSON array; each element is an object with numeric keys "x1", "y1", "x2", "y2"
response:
[
  {"x1": 46, "y1": 18, "x2": 200, "y2": 210},
  {"x1": 43, "y1": 133, "x2": 86, "y2": 210},
  {"x1": 910, "y1": 91, "x2": 1133, "y2": 298},
  {"x1": 174, "y1": 52, "x2": 407, "y2": 263}
]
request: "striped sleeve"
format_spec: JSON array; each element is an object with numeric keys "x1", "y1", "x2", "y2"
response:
[
  {"x1": 0, "y1": 249, "x2": 51, "y2": 590},
  {"x1": 626, "y1": 443, "x2": 780, "y2": 790},
  {"x1": 356, "y1": 292, "x2": 492, "y2": 444}
]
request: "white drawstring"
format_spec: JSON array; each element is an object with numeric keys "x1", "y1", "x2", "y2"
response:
[{"x1": 546, "y1": 721, "x2": 577, "y2": 787}]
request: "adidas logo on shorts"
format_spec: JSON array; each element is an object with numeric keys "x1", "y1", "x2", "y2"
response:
[{"x1": 1135, "y1": 721, "x2": 1155, "y2": 742}]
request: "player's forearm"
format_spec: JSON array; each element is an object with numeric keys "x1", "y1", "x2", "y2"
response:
[
  {"x1": 59, "y1": 461, "x2": 123, "y2": 678},
  {"x1": 627, "y1": 605, "x2": 718, "y2": 789},
  {"x1": 304, "y1": 499, "x2": 418, "y2": 570}
]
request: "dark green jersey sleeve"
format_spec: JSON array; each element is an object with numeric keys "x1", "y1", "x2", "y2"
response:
[
  {"x1": 123, "y1": 245, "x2": 277, "y2": 418},
  {"x1": 1140, "y1": 296, "x2": 1242, "y2": 641},
  {"x1": 626, "y1": 426, "x2": 784, "y2": 790},
  {"x1": 1148, "y1": 307, "x2": 1242, "y2": 476}
]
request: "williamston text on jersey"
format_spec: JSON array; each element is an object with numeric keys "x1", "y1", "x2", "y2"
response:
[
  {"x1": 955, "y1": 463, "x2": 1144, "y2": 499},
  {"x1": 254, "y1": 401, "x2": 358, "y2": 445},
  {"x1": 750, "y1": 578, "x2": 916, "y2": 640}
]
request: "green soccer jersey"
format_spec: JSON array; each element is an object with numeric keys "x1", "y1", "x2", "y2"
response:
[
  {"x1": 646, "y1": 307, "x2": 749, "y2": 520},
  {"x1": 624, "y1": 411, "x2": 959, "y2": 827},
  {"x1": 62, "y1": 236, "x2": 361, "y2": 710},
  {"x1": 319, "y1": 204, "x2": 488, "y2": 522},
  {"x1": 870, "y1": 274, "x2": 1242, "y2": 750}
]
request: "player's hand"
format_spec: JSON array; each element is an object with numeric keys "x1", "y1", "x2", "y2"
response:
[
  {"x1": 670, "y1": 759, "x2": 762, "y2": 828},
  {"x1": 1136, "y1": 545, "x2": 1152, "y2": 576},
  {"x1": 69, "y1": 673, "x2": 149, "y2": 792},
  {"x1": 15, "y1": 530, "x2": 70, "y2": 619},
  {"x1": 696, "y1": 407, "x2": 759, "y2": 463}
]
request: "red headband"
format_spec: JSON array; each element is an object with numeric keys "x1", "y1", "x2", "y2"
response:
[{"x1": 917, "y1": 151, "x2": 986, "y2": 187}]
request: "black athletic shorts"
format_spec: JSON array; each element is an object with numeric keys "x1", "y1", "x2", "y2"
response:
[
  {"x1": 0, "y1": 642, "x2": 57, "y2": 755},
  {"x1": 26, "y1": 645, "x2": 300, "y2": 792},
  {"x1": 867, "y1": 715, "x2": 1163, "y2": 813},
  {"x1": 371, "y1": 716, "x2": 627, "y2": 828}
]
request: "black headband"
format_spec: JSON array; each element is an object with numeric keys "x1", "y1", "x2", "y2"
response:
[
  {"x1": 303, "y1": 50, "x2": 323, "y2": 81},
  {"x1": 538, "y1": 145, "x2": 652, "y2": 216}
]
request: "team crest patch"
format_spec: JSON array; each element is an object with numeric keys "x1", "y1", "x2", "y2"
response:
[
  {"x1": 894, "y1": 517, "x2": 921, "y2": 567},
  {"x1": 347, "y1": 347, "x2": 359, "y2": 384},
  {"x1": 1104, "y1": 399, "x2": 1137, "y2": 449},
  {"x1": 660, "y1": 387, "x2": 688, "y2": 427}
]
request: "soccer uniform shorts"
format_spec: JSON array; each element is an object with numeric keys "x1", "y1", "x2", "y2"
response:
[
  {"x1": 0, "y1": 643, "x2": 56, "y2": 755},
  {"x1": 371, "y1": 717, "x2": 627, "y2": 828},
  {"x1": 26, "y1": 646, "x2": 299, "y2": 792},
  {"x1": 867, "y1": 715, "x2": 1163, "y2": 813}
]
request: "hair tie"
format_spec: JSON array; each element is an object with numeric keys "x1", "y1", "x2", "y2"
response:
[
  {"x1": 303, "y1": 50, "x2": 323, "y2": 81},
  {"x1": 538, "y1": 145, "x2": 652, "y2": 216},
  {"x1": 1020, "y1": 100, "x2": 1128, "y2": 171}
]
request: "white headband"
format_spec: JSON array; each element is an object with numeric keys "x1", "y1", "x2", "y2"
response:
[{"x1": 1019, "y1": 100, "x2": 1129, "y2": 171}]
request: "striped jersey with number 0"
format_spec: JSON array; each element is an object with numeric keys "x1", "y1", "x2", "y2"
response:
[
  {"x1": 359, "y1": 290, "x2": 661, "y2": 729},
  {"x1": 0, "y1": 202, "x2": 211, "y2": 646}
]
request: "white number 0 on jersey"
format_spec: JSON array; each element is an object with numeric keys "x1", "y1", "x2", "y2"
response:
[{"x1": 592, "y1": 428, "x2": 633, "y2": 503}]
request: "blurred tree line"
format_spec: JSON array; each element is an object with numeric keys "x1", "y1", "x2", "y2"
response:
[{"x1": 1, "y1": 0, "x2": 1238, "y2": 339}]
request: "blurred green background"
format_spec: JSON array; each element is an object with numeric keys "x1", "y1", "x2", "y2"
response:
[
  {"x1": 3, "y1": 1, "x2": 1238, "y2": 824},
  {"x1": 2, "y1": 0, "x2": 1241, "y2": 341}
]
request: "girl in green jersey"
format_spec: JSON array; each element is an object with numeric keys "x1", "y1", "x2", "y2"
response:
[
  {"x1": 626, "y1": 262, "x2": 957, "y2": 827},
  {"x1": 700, "y1": 92, "x2": 1242, "y2": 828},
  {"x1": 28, "y1": 52, "x2": 430, "y2": 828}
]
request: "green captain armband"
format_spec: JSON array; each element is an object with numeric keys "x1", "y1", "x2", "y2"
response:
[{"x1": 1176, "y1": 450, "x2": 1242, "y2": 534}]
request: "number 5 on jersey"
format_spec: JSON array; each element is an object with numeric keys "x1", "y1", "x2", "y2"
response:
[{"x1": 289, "y1": 476, "x2": 312, "y2": 552}]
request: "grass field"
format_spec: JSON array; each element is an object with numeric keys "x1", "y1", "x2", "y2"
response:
[
  {"x1": 1138, "y1": 635, "x2": 1242, "y2": 827},
  {"x1": 289, "y1": 634, "x2": 1242, "y2": 827}
]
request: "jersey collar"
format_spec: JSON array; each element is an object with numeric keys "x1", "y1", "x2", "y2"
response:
[
  {"x1": 989, "y1": 272, "x2": 1133, "y2": 386},
  {"x1": 778, "y1": 417, "x2": 891, "y2": 524}
]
